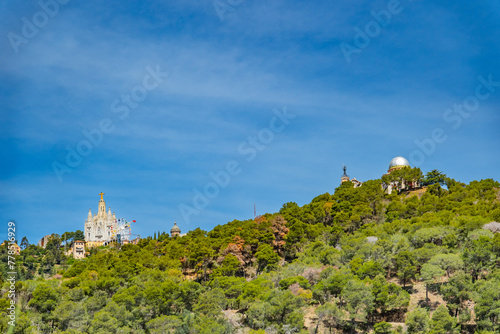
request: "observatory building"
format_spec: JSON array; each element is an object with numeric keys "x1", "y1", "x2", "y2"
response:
[
  {"x1": 339, "y1": 156, "x2": 421, "y2": 194},
  {"x1": 387, "y1": 156, "x2": 411, "y2": 173},
  {"x1": 383, "y1": 156, "x2": 421, "y2": 194}
]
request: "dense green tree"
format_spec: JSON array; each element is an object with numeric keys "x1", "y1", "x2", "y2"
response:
[
  {"x1": 429, "y1": 253, "x2": 463, "y2": 278},
  {"x1": 255, "y1": 244, "x2": 280, "y2": 273},
  {"x1": 316, "y1": 302, "x2": 344, "y2": 333},
  {"x1": 74, "y1": 229, "x2": 85, "y2": 241},
  {"x1": 313, "y1": 268, "x2": 354, "y2": 304},
  {"x1": 246, "y1": 289, "x2": 304, "y2": 330},
  {"x1": 341, "y1": 279, "x2": 374, "y2": 323},
  {"x1": 374, "y1": 321, "x2": 394, "y2": 334},
  {"x1": 429, "y1": 305, "x2": 460, "y2": 334},
  {"x1": 28, "y1": 283, "x2": 59, "y2": 314},
  {"x1": 38, "y1": 233, "x2": 64, "y2": 274},
  {"x1": 395, "y1": 250, "x2": 417, "y2": 287},
  {"x1": 413, "y1": 243, "x2": 445, "y2": 265},
  {"x1": 189, "y1": 315, "x2": 234, "y2": 334},
  {"x1": 406, "y1": 307, "x2": 430, "y2": 334},
  {"x1": 194, "y1": 288, "x2": 227, "y2": 318},
  {"x1": 52, "y1": 300, "x2": 87, "y2": 331},
  {"x1": 146, "y1": 315, "x2": 182, "y2": 333},
  {"x1": 421, "y1": 263, "x2": 445, "y2": 301},
  {"x1": 462, "y1": 240, "x2": 495, "y2": 282},
  {"x1": 357, "y1": 260, "x2": 385, "y2": 279},
  {"x1": 371, "y1": 275, "x2": 410, "y2": 314},
  {"x1": 219, "y1": 253, "x2": 241, "y2": 277},
  {"x1": 89, "y1": 301, "x2": 132, "y2": 334},
  {"x1": 412, "y1": 227, "x2": 450, "y2": 248},
  {"x1": 423, "y1": 170, "x2": 447, "y2": 186},
  {"x1": 440, "y1": 271, "x2": 473, "y2": 318},
  {"x1": 279, "y1": 275, "x2": 310, "y2": 290},
  {"x1": 85, "y1": 290, "x2": 108, "y2": 315},
  {"x1": 318, "y1": 246, "x2": 342, "y2": 266},
  {"x1": 112, "y1": 285, "x2": 142, "y2": 311},
  {"x1": 474, "y1": 275, "x2": 500, "y2": 331}
]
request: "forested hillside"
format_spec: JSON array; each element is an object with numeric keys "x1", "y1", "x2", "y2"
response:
[{"x1": 1, "y1": 172, "x2": 500, "y2": 334}]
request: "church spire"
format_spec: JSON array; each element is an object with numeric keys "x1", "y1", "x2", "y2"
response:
[{"x1": 98, "y1": 192, "x2": 106, "y2": 216}]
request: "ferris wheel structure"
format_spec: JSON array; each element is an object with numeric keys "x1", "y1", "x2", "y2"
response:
[{"x1": 111, "y1": 218, "x2": 136, "y2": 244}]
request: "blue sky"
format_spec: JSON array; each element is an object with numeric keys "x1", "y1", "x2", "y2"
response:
[{"x1": 1, "y1": 0, "x2": 499, "y2": 244}]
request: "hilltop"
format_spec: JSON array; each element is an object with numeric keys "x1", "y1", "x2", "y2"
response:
[{"x1": 1, "y1": 172, "x2": 500, "y2": 334}]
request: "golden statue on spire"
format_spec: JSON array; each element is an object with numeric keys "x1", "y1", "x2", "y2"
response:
[{"x1": 99, "y1": 192, "x2": 105, "y2": 200}]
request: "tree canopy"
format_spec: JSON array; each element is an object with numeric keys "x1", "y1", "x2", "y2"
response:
[{"x1": 1, "y1": 175, "x2": 499, "y2": 333}]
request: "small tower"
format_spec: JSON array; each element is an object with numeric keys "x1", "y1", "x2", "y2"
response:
[
  {"x1": 341, "y1": 165, "x2": 350, "y2": 184},
  {"x1": 98, "y1": 192, "x2": 106, "y2": 217},
  {"x1": 170, "y1": 222, "x2": 181, "y2": 237},
  {"x1": 340, "y1": 164, "x2": 362, "y2": 188}
]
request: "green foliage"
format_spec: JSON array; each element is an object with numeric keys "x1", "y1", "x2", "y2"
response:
[
  {"x1": 28, "y1": 283, "x2": 59, "y2": 313},
  {"x1": 194, "y1": 288, "x2": 227, "y2": 318},
  {"x1": 374, "y1": 321, "x2": 394, "y2": 334},
  {"x1": 341, "y1": 279, "x2": 374, "y2": 322},
  {"x1": 313, "y1": 268, "x2": 354, "y2": 304},
  {"x1": 255, "y1": 244, "x2": 280, "y2": 273},
  {"x1": 406, "y1": 307, "x2": 430, "y2": 334},
  {"x1": 423, "y1": 170, "x2": 447, "y2": 186},
  {"x1": 474, "y1": 273, "x2": 500, "y2": 331},
  {"x1": 10, "y1": 175, "x2": 500, "y2": 333},
  {"x1": 356, "y1": 260, "x2": 385, "y2": 279},
  {"x1": 246, "y1": 289, "x2": 304, "y2": 331},
  {"x1": 188, "y1": 314, "x2": 233, "y2": 334},
  {"x1": 412, "y1": 227, "x2": 451, "y2": 248},
  {"x1": 395, "y1": 250, "x2": 417, "y2": 287},
  {"x1": 371, "y1": 275, "x2": 410, "y2": 313},
  {"x1": 382, "y1": 167, "x2": 423, "y2": 194},
  {"x1": 146, "y1": 315, "x2": 182, "y2": 333},
  {"x1": 316, "y1": 302, "x2": 344, "y2": 332},
  {"x1": 440, "y1": 271, "x2": 473, "y2": 319},
  {"x1": 279, "y1": 275, "x2": 310, "y2": 290},
  {"x1": 429, "y1": 253, "x2": 463, "y2": 277},
  {"x1": 429, "y1": 305, "x2": 460, "y2": 334},
  {"x1": 318, "y1": 245, "x2": 342, "y2": 265},
  {"x1": 236, "y1": 276, "x2": 273, "y2": 309}
]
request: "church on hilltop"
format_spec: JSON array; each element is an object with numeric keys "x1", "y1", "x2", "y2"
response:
[{"x1": 84, "y1": 193, "x2": 119, "y2": 247}]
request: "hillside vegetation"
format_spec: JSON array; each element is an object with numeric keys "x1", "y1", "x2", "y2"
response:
[{"x1": 1, "y1": 172, "x2": 500, "y2": 334}]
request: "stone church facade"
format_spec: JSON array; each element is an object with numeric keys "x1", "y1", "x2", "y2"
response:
[{"x1": 84, "y1": 193, "x2": 118, "y2": 246}]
